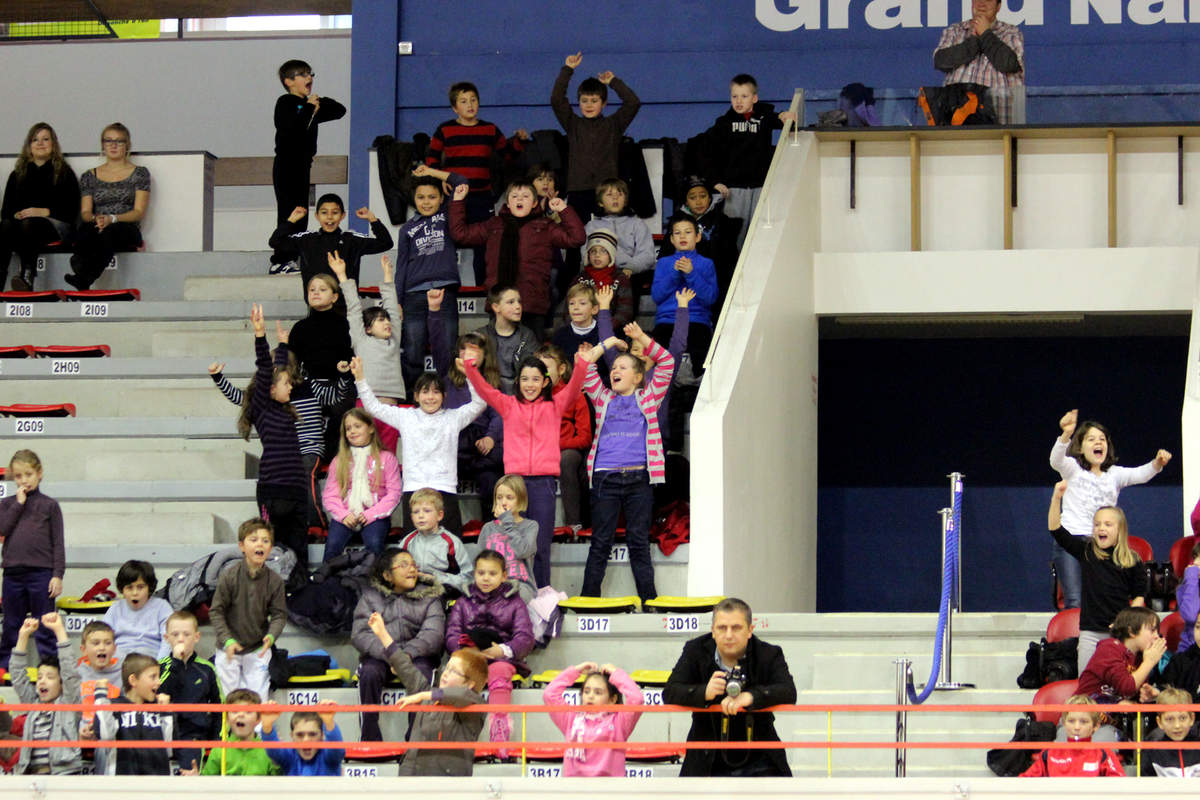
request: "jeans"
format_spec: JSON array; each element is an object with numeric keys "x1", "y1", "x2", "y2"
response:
[
  {"x1": 272, "y1": 156, "x2": 309, "y2": 265},
  {"x1": 464, "y1": 194, "x2": 494, "y2": 285},
  {"x1": 0, "y1": 568, "x2": 57, "y2": 669},
  {"x1": 401, "y1": 287, "x2": 459, "y2": 396},
  {"x1": 559, "y1": 448, "x2": 589, "y2": 527},
  {"x1": 324, "y1": 517, "x2": 391, "y2": 561},
  {"x1": 583, "y1": 469, "x2": 657, "y2": 602},
  {"x1": 1051, "y1": 538, "x2": 1082, "y2": 610},
  {"x1": 525, "y1": 475, "x2": 558, "y2": 587}
]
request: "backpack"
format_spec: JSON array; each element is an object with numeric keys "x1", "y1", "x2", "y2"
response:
[
  {"x1": 986, "y1": 717, "x2": 1057, "y2": 776},
  {"x1": 286, "y1": 549, "x2": 376, "y2": 635},
  {"x1": 157, "y1": 546, "x2": 296, "y2": 611},
  {"x1": 918, "y1": 83, "x2": 997, "y2": 126},
  {"x1": 1016, "y1": 637, "x2": 1078, "y2": 689}
]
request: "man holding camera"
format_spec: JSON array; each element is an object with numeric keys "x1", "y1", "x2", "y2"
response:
[{"x1": 664, "y1": 597, "x2": 797, "y2": 777}]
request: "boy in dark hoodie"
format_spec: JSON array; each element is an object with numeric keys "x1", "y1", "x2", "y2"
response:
[
  {"x1": 1162, "y1": 616, "x2": 1200, "y2": 697},
  {"x1": 1141, "y1": 686, "x2": 1200, "y2": 776},
  {"x1": 701, "y1": 74, "x2": 796, "y2": 248},
  {"x1": 268, "y1": 193, "x2": 393, "y2": 306}
]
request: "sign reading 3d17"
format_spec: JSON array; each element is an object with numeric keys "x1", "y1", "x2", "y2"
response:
[{"x1": 756, "y1": 0, "x2": 1199, "y2": 31}]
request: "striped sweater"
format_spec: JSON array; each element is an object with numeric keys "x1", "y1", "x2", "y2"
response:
[
  {"x1": 425, "y1": 118, "x2": 521, "y2": 196},
  {"x1": 213, "y1": 371, "x2": 350, "y2": 458},
  {"x1": 251, "y1": 336, "x2": 306, "y2": 492},
  {"x1": 583, "y1": 339, "x2": 673, "y2": 486}
]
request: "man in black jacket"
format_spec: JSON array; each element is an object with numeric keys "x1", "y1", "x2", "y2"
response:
[{"x1": 664, "y1": 597, "x2": 796, "y2": 776}]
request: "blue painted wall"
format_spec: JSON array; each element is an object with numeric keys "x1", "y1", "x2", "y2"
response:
[{"x1": 350, "y1": 0, "x2": 1200, "y2": 206}]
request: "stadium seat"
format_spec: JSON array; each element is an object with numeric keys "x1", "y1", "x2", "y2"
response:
[
  {"x1": 1029, "y1": 679, "x2": 1080, "y2": 724},
  {"x1": 343, "y1": 743, "x2": 406, "y2": 762},
  {"x1": 357, "y1": 286, "x2": 381, "y2": 299},
  {"x1": 527, "y1": 669, "x2": 583, "y2": 687},
  {"x1": 57, "y1": 597, "x2": 115, "y2": 613},
  {"x1": 629, "y1": 669, "x2": 670, "y2": 686},
  {"x1": 460, "y1": 286, "x2": 487, "y2": 297},
  {"x1": 643, "y1": 596, "x2": 725, "y2": 613},
  {"x1": 0, "y1": 290, "x2": 64, "y2": 302},
  {"x1": 558, "y1": 596, "x2": 640, "y2": 614},
  {"x1": 61, "y1": 288, "x2": 141, "y2": 301},
  {"x1": 625, "y1": 744, "x2": 685, "y2": 763},
  {"x1": 520, "y1": 743, "x2": 566, "y2": 762},
  {"x1": 31, "y1": 345, "x2": 112, "y2": 358},
  {"x1": 1129, "y1": 536, "x2": 1153, "y2": 562},
  {"x1": 1045, "y1": 608, "x2": 1080, "y2": 643},
  {"x1": 1171, "y1": 535, "x2": 1198, "y2": 579},
  {"x1": 1162, "y1": 611, "x2": 1184, "y2": 654},
  {"x1": 0, "y1": 346, "x2": 35, "y2": 358},
  {"x1": 0, "y1": 403, "x2": 76, "y2": 417},
  {"x1": 286, "y1": 668, "x2": 351, "y2": 687}
]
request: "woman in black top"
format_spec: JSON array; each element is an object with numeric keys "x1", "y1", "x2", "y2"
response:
[{"x1": 0, "y1": 123, "x2": 79, "y2": 291}]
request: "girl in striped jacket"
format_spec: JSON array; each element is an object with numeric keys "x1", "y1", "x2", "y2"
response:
[{"x1": 580, "y1": 322, "x2": 674, "y2": 604}]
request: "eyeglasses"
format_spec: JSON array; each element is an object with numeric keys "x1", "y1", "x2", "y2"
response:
[
  {"x1": 443, "y1": 665, "x2": 466, "y2": 679},
  {"x1": 289, "y1": 71, "x2": 314, "y2": 79},
  {"x1": 102, "y1": 139, "x2": 127, "y2": 146}
]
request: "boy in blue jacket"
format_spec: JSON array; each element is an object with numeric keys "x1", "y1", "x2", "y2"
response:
[
  {"x1": 261, "y1": 700, "x2": 344, "y2": 776},
  {"x1": 398, "y1": 166, "x2": 469, "y2": 395},
  {"x1": 651, "y1": 216, "x2": 718, "y2": 377}
]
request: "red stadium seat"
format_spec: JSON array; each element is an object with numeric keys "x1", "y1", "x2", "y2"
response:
[
  {"x1": 1046, "y1": 608, "x2": 1080, "y2": 643},
  {"x1": 1171, "y1": 536, "x2": 1198, "y2": 580},
  {"x1": 1162, "y1": 612, "x2": 1185, "y2": 654},
  {"x1": 357, "y1": 286, "x2": 381, "y2": 299},
  {"x1": 61, "y1": 289, "x2": 140, "y2": 301},
  {"x1": 0, "y1": 290, "x2": 64, "y2": 302},
  {"x1": 0, "y1": 403, "x2": 76, "y2": 417},
  {"x1": 1128, "y1": 535, "x2": 1153, "y2": 562},
  {"x1": 31, "y1": 345, "x2": 111, "y2": 358},
  {"x1": 343, "y1": 743, "x2": 406, "y2": 762},
  {"x1": 0, "y1": 346, "x2": 35, "y2": 358},
  {"x1": 625, "y1": 744, "x2": 685, "y2": 763},
  {"x1": 1030, "y1": 679, "x2": 1080, "y2": 724},
  {"x1": 460, "y1": 286, "x2": 487, "y2": 297}
]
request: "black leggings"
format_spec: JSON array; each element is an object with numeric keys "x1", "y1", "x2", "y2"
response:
[
  {"x1": 71, "y1": 221, "x2": 142, "y2": 288},
  {"x1": 0, "y1": 217, "x2": 61, "y2": 286}
]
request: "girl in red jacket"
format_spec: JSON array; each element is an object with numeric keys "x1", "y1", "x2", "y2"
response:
[
  {"x1": 536, "y1": 344, "x2": 593, "y2": 532},
  {"x1": 465, "y1": 345, "x2": 603, "y2": 587},
  {"x1": 1021, "y1": 695, "x2": 1124, "y2": 777}
]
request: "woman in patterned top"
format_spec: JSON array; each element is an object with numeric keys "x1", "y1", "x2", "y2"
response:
[{"x1": 67, "y1": 123, "x2": 150, "y2": 290}]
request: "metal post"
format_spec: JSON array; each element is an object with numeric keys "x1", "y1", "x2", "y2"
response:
[
  {"x1": 935, "y1": 501, "x2": 974, "y2": 690},
  {"x1": 894, "y1": 658, "x2": 910, "y2": 777},
  {"x1": 949, "y1": 472, "x2": 964, "y2": 612}
]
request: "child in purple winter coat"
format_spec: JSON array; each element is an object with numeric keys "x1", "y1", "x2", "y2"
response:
[
  {"x1": 445, "y1": 549, "x2": 533, "y2": 754},
  {"x1": 544, "y1": 661, "x2": 643, "y2": 777}
]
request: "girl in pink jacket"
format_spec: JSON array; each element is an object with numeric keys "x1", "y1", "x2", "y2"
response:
[
  {"x1": 544, "y1": 662, "x2": 644, "y2": 777},
  {"x1": 464, "y1": 344, "x2": 603, "y2": 587},
  {"x1": 321, "y1": 408, "x2": 402, "y2": 561}
]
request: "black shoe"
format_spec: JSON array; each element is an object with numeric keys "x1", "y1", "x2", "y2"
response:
[
  {"x1": 10, "y1": 269, "x2": 33, "y2": 292},
  {"x1": 63, "y1": 273, "x2": 84, "y2": 290}
]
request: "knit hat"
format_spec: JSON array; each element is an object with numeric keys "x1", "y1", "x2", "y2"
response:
[
  {"x1": 585, "y1": 228, "x2": 618, "y2": 264},
  {"x1": 682, "y1": 175, "x2": 709, "y2": 192}
]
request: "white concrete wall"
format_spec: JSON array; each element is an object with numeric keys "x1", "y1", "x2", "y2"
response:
[
  {"x1": 689, "y1": 128, "x2": 820, "y2": 612},
  {"x1": 0, "y1": 35, "x2": 350, "y2": 158}
]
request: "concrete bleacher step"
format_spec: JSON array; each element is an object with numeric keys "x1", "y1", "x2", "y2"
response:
[
  {"x1": 0, "y1": 358, "x2": 255, "y2": 381},
  {"x1": 1, "y1": 379, "x2": 245, "y2": 417},
  {"x1": 33, "y1": 251, "x2": 282, "y2": 301},
  {"x1": 62, "y1": 511, "x2": 219, "y2": 546},
  {"x1": 0, "y1": 416, "x2": 241, "y2": 438},
  {"x1": 185, "y1": 274, "x2": 309, "y2": 302}
]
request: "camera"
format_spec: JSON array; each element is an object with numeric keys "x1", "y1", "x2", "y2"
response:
[{"x1": 725, "y1": 665, "x2": 746, "y2": 698}]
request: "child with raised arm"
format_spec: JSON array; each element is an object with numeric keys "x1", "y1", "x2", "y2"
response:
[
  {"x1": 552, "y1": 283, "x2": 602, "y2": 363},
  {"x1": 700, "y1": 73, "x2": 796, "y2": 248},
  {"x1": 103, "y1": 559, "x2": 172, "y2": 660},
  {"x1": 261, "y1": 700, "x2": 344, "y2": 776},
  {"x1": 581, "y1": 323, "x2": 674, "y2": 605},
  {"x1": 157, "y1": 610, "x2": 220, "y2": 774},
  {"x1": 544, "y1": 661, "x2": 644, "y2": 777},
  {"x1": 352, "y1": 350, "x2": 486, "y2": 537},
  {"x1": 248, "y1": 304, "x2": 311, "y2": 573},
  {"x1": 321, "y1": 408, "x2": 402, "y2": 561},
  {"x1": 11, "y1": 613, "x2": 81, "y2": 775},
  {"x1": 368, "y1": 612, "x2": 487, "y2": 776},
  {"x1": 0, "y1": 449, "x2": 64, "y2": 671},
  {"x1": 94, "y1": 653, "x2": 181, "y2": 775},
  {"x1": 77, "y1": 621, "x2": 121, "y2": 730},
  {"x1": 444, "y1": 550, "x2": 534, "y2": 753},
  {"x1": 451, "y1": 180, "x2": 586, "y2": 341},
  {"x1": 333, "y1": 251, "x2": 405, "y2": 451},
  {"x1": 1141, "y1": 686, "x2": 1200, "y2": 776},
  {"x1": 598, "y1": 284, "x2": 691, "y2": 453},
  {"x1": 1047, "y1": 481, "x2": 1147, "y2": 672},
  {"x1": 210, "y1": 518, "x2": 287, "y2": 701},
  {"x1": 479, "y1": 475, "x2": 539, "y2": 602},
  {"x1": 464, "y1": 341, "x2": 598, "y2": 587},
  {"x1": 200, "y1": 689, "x2": 278, "y2": 775},
  {"x1": 270, "y1": 58, "x2": 346, "y2": 273},
  {"x1": 1050, "y1": 408, "x2": 1171, "y2": 609},
  {"x1": 1020, "y1": 695, "x2": 1123, "y2": 777},
  {"x1": 551, "y1": 52, "x2": 641, "y2": 221},
  {"x1": 536, "y1": 344, "x2": 593, "y2": 530}
]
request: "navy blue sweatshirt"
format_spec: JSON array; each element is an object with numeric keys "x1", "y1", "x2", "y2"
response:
[{"x1": 252, "y1": 336, "x2": 306, "y2": 495}]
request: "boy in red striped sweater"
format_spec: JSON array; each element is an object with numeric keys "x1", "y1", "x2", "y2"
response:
[{"x1": 426, "y1": 82, "x2": 528, "y2": 284}]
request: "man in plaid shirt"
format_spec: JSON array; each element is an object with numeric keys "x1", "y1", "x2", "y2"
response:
[{"x1": 933, "y1": 0, "x2": 1024, "y2": 123}]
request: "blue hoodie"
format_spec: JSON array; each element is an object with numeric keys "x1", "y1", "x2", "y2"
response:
[
  {"x1": 651, "y1": 249, "x2": 719, "y2": 327},
  {"x1": 262, "y1": 722, "x2": 345, "y2": 776}
]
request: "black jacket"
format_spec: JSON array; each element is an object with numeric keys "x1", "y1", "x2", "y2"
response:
[
  {"x1": 1140, "y1": 726, "x2": 1200, "y2": 776},
  {"x1": 268, "y1": 219, "x2": 393, "y2": 290},
  {"x1": 663, "y1": 632, "x2": 796, "y2": 777},
  {"x1": 274, "y1": 93, "x2": 346, "y2": 163},
  {"x1": 700, "y1": 102, "x2": 783, "y2": 189},
  {"x1": 157, "y1": 652, "x2": 221, "y2": 741},
  {"x1": 1161, "y1": 643, "x2": 1200, "y2": 698}
]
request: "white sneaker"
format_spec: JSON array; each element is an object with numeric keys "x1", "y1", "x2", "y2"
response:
[{"x1": 268, "y1": 260, "x2": 300, "y2": 275}]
